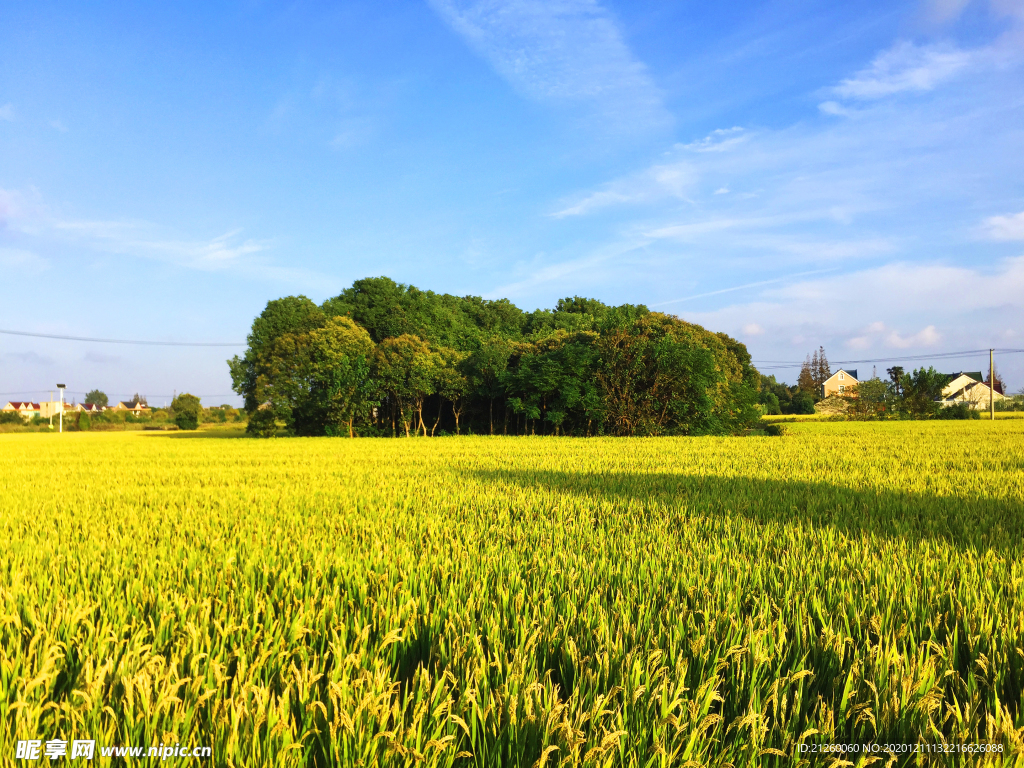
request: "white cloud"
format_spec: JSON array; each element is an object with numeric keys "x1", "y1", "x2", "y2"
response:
[
  {"x1": 428, "y1": 0, "x2": 670, "y2": 132},
  {"x1": 831, "y1": 41, "x2": 975, "y2": 100},
  {"x1": 53, "y1": 220, "x2": 268, "y2": 270},
  {"x1": 714, "y1": 187, "x2": 729, "y2": 195},
  {"x1": 845, "y1": 321, "x2": 940, "y2": 352},
  {"x1": 886, "y1": 324, "x2": 942, "y2": 348},
  {"x1": 818, "y1": 100, "x2": 855, "y2": 117},
  {"x1": 0, "y1": 103, "x2": 13, "y2": 121},
  {"x1": 551, "y1": 161, "x2": 695, "y2": 217},
  {"x1": 927, "y1": 0, "x2": 973, "y2": 23},
  {"x1": 742, "y1": 322, "x2": 764, "y2": 336},
  {"x1": 684, "y1": 258, "x2": 1024, "y2": 362},
  {"x1": 0, "y1": 186, "x2": 330, "y2": 287},
  {"x1": 984, "y1": 210, "x2": 1024, "y2": 240},
  {"x1": 680, "y1": 127, "x2": 746, "y2": 152}
]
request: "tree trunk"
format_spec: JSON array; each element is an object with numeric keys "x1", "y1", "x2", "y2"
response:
[
  {"x1": 489, "y1": 398, "x2": 493, "y2": 435},
  {"x1": 431, "y1": 398, "x2": 444, "y2": 436},
  {"x1": 348, "y1": 417, "x2": 354, "y2": 438},
  {"x1": 398, "y1": 402, "x2": 410, "y2": 437}
]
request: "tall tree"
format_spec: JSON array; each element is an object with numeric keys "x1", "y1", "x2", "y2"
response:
[
  {"x1": 798, "y1": 356, "x2": 816, "y2": 393},
  {"x1": 902, "y1": 367, "x2": 949, "y2": 416},
  {"x1": 815, "y1": 346, "x2": 831, "y2": 391},
  {"x1": 431, "y1": 347, "x2": 469, "y2": 435},
  {"x1": 985, "y1": 365, "x2": 1006, "y2": 395},
  {"x1": 886, "y1": 366, "x2": 905, "y2": 398},
  {"x1": 294, "y1": 317, "x2": 378, "y2": 437},
  {"x1": 374, "y1": 335, "x2": 441, "y2": 437},
  {"x1": 229, "y1": 296, "x2": 325, "y2": 414},
  {"x1": 84, "y1": 390, "x2": 108, "y2": 408}
]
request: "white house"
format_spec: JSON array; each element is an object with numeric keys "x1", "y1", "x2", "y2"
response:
[
  {"x1": 941, "y1": 371, "x2": 1005, "y2": 409},
  {"x1": 2, "y1": 401, "x2": 41, "y2": 420}
]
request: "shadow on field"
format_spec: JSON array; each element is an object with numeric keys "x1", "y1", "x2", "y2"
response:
[
  {"x1": 144, "y1": 429, "x2": 248, "y2": 439},
  {"x1": 469, "y1": 468, "x2": 1023, "y2": 553}
]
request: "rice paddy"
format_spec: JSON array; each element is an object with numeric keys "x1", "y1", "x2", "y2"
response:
[{"x1": 1, "y1": 420, "x2": 1022, "y2": 766}]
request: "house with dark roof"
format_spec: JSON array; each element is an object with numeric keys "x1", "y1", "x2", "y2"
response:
[
  {"x1": 2, "y1": 401, "x2": 41, "y2": 420},
  {"x1": 111, "y1": 401, "x2": 150, "y2": 414},
  {"x1": 821, "y1": 369, "x2": 858, "y2": 399},
  {"x1": 941, "y1": 371, "x2": 1004, "y2": 409}
]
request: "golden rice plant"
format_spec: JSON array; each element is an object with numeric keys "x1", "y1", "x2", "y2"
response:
[{"x1": 1, "y1": 419, "x2": 1022, "y2": 766}]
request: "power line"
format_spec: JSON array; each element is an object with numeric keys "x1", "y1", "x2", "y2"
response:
[
  {"x1": 752, "y1": 348, "x2": 1024, "y2": 369},
  {"x1": 0, "y1": 328, "x2": 244, "y2": 347}
]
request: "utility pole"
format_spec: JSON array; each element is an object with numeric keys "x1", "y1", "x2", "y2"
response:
[
  {"x1": 57, "y1": 383, "x2": 66, "y2": 433},
  {"x1": 990, "y1": 349, "x2": 995, "y2": 421}
]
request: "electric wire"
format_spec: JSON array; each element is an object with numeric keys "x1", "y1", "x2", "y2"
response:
[{"x1": 0, "y1": 329, "x2": 243, "y2": 347}]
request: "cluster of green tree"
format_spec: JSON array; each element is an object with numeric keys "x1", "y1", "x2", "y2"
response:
[
  {"x1": 229, "y1": 277, "x2": 763, "y2": 438},
  {"x1": 757, "y1": 375, "x2": 816, "y2": 415},
  {"x1": 843, "y1": 366, "x2": 980, "y2": 420},
  {"x1": 757, "y1": 346, "x2": 831, "y2": 415},
  {"x1": 797, "y1": 347, "x2": 831, "y2": 395}
]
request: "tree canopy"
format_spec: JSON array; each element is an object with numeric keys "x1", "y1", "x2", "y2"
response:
[
  {"x1": 84, "y1": 390, "x2": 108, "y2": 408},
  {"x1": 229, "y1": 277, "x2": 763, "y2": 437}
]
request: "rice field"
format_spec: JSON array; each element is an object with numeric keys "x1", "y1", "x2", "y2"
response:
[{"x1": 1, "y1": 421, "x2": 1022, "y2": 766}]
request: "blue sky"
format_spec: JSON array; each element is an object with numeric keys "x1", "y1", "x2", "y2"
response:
[{"x1": 2, "y1": 0, "x2": 1023, "y2": 406}]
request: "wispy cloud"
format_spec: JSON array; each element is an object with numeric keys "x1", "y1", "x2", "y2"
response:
[
  {"x1": 984, "y1": 209, "x2": 1024, "y2": 240},
  {"x1": 551, "y1": 161, "x2": 695, "y2": 218},
  {"x1": 0, "y1": 186, "x2": 331, "y2": 287},
  {"x1": 551, "y1": 128, "x2": 752, "y2": 218},
  {"x1": 680, "y1": 127, "x2": 746, "y2": 152},
  {"x1": 650, "y1": 269, "x2": 839, "y2": 307},
  {"x1": 830, "y1": 41, "x2": 975, "y2": 100},
  {"x1": 846, "y1": 321, "x2": 943, "y2": 351},
  {"x1": 686, "y1": 257, "x2": 1024, "y2": 360},
  {"x1": 429, "y1": 0, "x2": 670, "y2": 132},
  {"x1": 50, "y1": 119, "x2": 68, "y2": 133},
  {"x1": 53, "y1": 220, "x2": 269, "y2": 270},
  {"x1": 0, "y1": 103, "x2": 13, "y2": 121}
]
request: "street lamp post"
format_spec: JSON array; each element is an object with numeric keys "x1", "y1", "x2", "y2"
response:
[{"x1": 57, "y1": 384, "x2": 66, "y2": 434}]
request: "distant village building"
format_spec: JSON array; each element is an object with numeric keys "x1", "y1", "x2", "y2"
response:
[
  {"x1": 2, "y1": 401, "x2": 41, "y2": 420},
  {"x1": 110, "y1": 401, "x2": 150, "y2": 414},
  {"x1": 941, "y1": 372, "x2": 1005, "y2": 409},
  {"x1": 821, "y1": 369, "x2": 858, "y2": 399}
]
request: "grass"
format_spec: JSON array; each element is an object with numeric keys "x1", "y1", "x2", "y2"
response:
[{"x1": 1, "y1": 421, "x2": 1022, "y2": 766}]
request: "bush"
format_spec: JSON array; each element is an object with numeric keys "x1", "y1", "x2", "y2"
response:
[
  {"x1": 79, "y1": 413, "x2": 91, "y2": 431},
  {"x1": 759, "y1": 392, "x2": 781, "y2": 416},
  {"x1": 246, "y1": 409, "x2": 278, "y2": 438},
  {"x1": 174, "y1": 411, "x2": 200, "y2": 430},
  {"x1": 791, "y1": 391, "x2": 815, "y2": 415},
  {"x1": 935, "y1": 403, "x2": 980, "y2": 420},
  {"x1": 171, "y1": 393, "x2": 203, "y2": 431},
  {"x1": 763, "y1": 423, "x2": 788, "y2": 437},
  {"x1": 0, "y1": 412, "x2": 24, "y2": 425}
]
